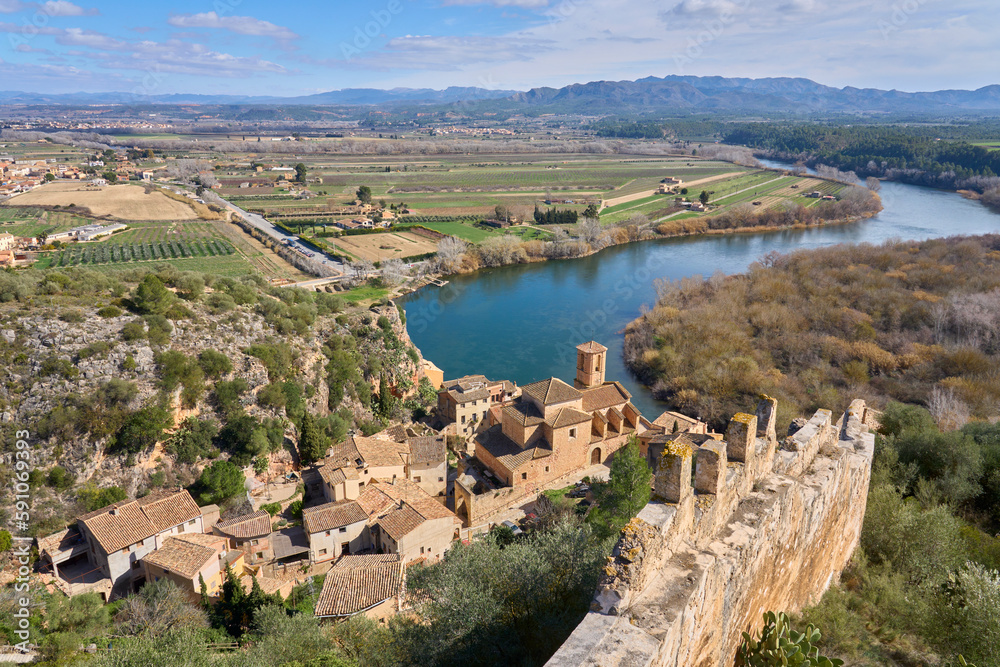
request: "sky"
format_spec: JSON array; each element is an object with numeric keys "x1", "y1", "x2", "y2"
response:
[{"x1": 0, "y1": 0, "x2": 997, "y2": 96}]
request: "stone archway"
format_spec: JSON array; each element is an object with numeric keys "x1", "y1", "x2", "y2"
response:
[{"x1": 591, "y1": 448, "x2": 602, "y2": 465}]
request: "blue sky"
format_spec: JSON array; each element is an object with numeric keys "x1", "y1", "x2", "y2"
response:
[{"x1": 0, "y1": 0, "x2": 997, "y2": 96}]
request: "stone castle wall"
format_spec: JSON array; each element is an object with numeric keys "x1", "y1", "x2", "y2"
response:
[{"x1": 545, "y1": 398, "x2": 876, "y2": 667}]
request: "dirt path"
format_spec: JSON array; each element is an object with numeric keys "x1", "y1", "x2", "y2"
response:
[{"x1": 601, "y1": 172, "x2": 744, "y2": 209}]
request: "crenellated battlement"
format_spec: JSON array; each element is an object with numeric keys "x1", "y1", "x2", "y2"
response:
[{"x1": 547, "y1": 398, "x2": 876, "y2": 667}]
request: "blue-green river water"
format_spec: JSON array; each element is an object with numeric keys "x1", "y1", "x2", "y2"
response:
[{"x1": 401, "y1": 161, "x2": 1000, "y2": 416}]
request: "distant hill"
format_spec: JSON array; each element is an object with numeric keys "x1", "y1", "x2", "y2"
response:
[
  {"x1": 2, "y1": 76, "x2": 999, "y2": 113},
  {"x1": 0, "y1": 86, "x2": 518, "y2": 106},
  {"x1": 509, "y1": 75, "x2": 1000, "y2": 113}
]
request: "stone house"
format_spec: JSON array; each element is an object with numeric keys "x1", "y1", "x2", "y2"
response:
[
  {"x1": 437, "y1": 374, "x2": 518, "y2": 439},
  {"x1": 318, "y1": 430, "x2": 448, "y2": 503},
  {"x1": 314, "y1": 554, "x2": 404, "y2": 622},
  {"x1": 141, "y1": 533, "x2": 244, "y2": 602},
  {"x1": 302, "y1": 500, "x2": 369, "y2": 564},
  {"x1": 405, "y1": 435, "x2": 448, "y2": 498},
  {"x1": 358, "y1": 479, "x2": 460, "y2": 563},
  {"x1": 39, "y1": 489, "x2": 204, "y2": 599},
  {"x1": 471, "y1": 342, "x2": 649, "y2": 494},
  {"x1": 212, "y1": 510, "x2": 273, "y2": 566}
]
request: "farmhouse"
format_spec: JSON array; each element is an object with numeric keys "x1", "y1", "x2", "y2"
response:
[
  {"x1": 317, "y1": 428, "x2": 448, "y2": 502},
  {"x1": 38, "y1": 488, "x2": 205, "y2": 599},
  {"x1": 305, "y1": 477, "x2": 460, "y2": 565},
  {"x1": 212, "y1": 510, "x2": 273, "y2": 565},
  {"x1": 141, "y1": 533, "x2": 243, "y2": 601}
]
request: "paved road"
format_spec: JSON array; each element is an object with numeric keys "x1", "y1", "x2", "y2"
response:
[{"x1": 218, "y1": 197, "x2": 347, "y2": 278}]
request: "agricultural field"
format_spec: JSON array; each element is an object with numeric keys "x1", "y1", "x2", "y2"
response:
[
  {"x1": 0, "y1": 207, "x2": 94, "y2": 238},
  {"x1": 229, "y1": 154, "x2": 746, "y2": 219},
  {"x1": 44, "y1": 238, "x2": 234, "y2": 268},
  {"x1": 599, "y1": 171, "x2": 848, "y2": 224},
  {"x1": 335, "y1": 231, "x2": 440, "y2": 262},
  {"x1": 5, "y1": 182, "x2": 204, "y2": 220}
]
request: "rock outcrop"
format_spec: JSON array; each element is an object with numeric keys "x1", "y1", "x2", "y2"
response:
[{"x1": 546, "y1": 398, "x2": 878, "y2": 667}]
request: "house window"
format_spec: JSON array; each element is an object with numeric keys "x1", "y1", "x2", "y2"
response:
[
  {"x1": 318, "y1": 549, "x2": 327, "y2": 557},
  {"x1": 569, "y1": 428, "x2": 577, "y2": 439},
  {"x1": 326, "y1": 531, "x2": 331, "y2": 537},
  {"x1": 545, "y1": 466, "x2": 550, "y2": 473},
  {"x1": 188, "y1": 520, "x2": 196, "y2": 526},
  {"x1": 521, "y1": 472, "x2": 527, "y2": 480},
  {"x1": 461, "y1": 415, "x2": 466, "y2": 424},
  {"x1": 256, "y1": 552, "x2": 264, "y2": 559},
  {"x1": 250, "y1": 539, "x2": 258, "y2": 546},
  {"x1": 339, "y1": 526, "x2": 347, "y2": 533},
  {"x1": 341, "y1": 543, "x2": 350, "y2": 555},
  {"x1": 438, "y1": 477, "x2": 444, "y2": 482},
  {"x1": 414, "y1": 476, "x2": 422, "y2": 483},
  {"x1": 178, "y1": 524, "x2": 185, "y2": 533},
  {"x1": 420, "y1": 547, "x2": 425, "y2": 554}
]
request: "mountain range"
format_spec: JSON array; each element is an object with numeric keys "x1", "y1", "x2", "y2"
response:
[{"x1": 1, "y1": 76, "x2": 999, "y2": 113}]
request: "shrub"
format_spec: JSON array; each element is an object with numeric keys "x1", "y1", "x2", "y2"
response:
[
  {"x1": 260, "y1": 502, "x2": 281, "y2": 516},
  {"x1": 111, "y1": 405, "x2": 171, "y2": 455},
  {"x1": 121, "y1": 320, "x2": 145, "y2": 341},
  {"x1": 197, "y1": 349, "x2": 232, "y2": 379},
  {"x1": 194, "y1": 460, "x2": 245, "y2": 505}
]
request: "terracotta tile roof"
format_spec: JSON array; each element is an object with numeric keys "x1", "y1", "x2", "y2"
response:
[
  {"x1": 476, "y1": 425, "x2": 552, "y2": 472},
  {"x1": 239, "y1": 573, "x2": 287, "y2": 597},
  {"x1": 136, "y1": 490, "x2": 202, "y2": 533},
  {"x1": 314, "y1": 554, "x2": 404, "y2": 618},
  {"x1": 406, "y1": 435, "x2": 446, "y2": 466},
  {"x1": 320, "y1": 465, "x2": 347, "y2": 486},
  {"x1": 214, "y1": 511, "x2": 272, "y2": 539},
  {"x1": 370, "y1": 478, "x2": 457, "y2": 523},
  {"x1": 502, "y1": 401, "x2": 544, "y2": 426},
  {"x1": 327, "y1": 435, "x2": 408, "y2": 470},
  {"x1": 377, "y1": 503, "x2": 425, "y2": 540},
  {"x1": 356, "y1": 485, "x2": 397, "y2": 517},
  {"x1": 548, "y1": 407, "x2": 594, "y2": 429},
  {"x1": 303, "y1": 501, "x2": 368, "y2": 534},
  {"x1": 652, "y1": 410, "x2": 703, "y2": 431},
  {"x1": 142, "y1": 534, "x2": 226, "y2": 580},
  {"x1": 80, "y1": 502, "x2": 155, "y2": 554},
  {"x1": 522, "y1": 378, "x2": 582, "y2": 406},
  {"x1": 576, "y1": 341, "x2": 608, "y2": 353},
  {"x1": 375, "y1": 425, "x2": 409, "y2": 443},
  {"x1": 581, "y1": 382, "x2": 631, "y2": 412}
]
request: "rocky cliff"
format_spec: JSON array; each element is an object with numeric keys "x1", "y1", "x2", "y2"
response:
[{"x1": 546, "y1": 399, "x2": 876, "y2": 667}]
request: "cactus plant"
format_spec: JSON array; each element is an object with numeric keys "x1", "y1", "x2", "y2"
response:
[{"x1": 736, "y1": 611, "x2": 844, "y2": 667}]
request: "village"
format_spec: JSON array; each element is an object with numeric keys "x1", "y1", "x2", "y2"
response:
[{"x1": 33, "y1": 341, "x2": 715, "y2": 624}]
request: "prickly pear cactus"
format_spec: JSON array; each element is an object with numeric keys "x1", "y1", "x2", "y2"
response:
[{"x1": 736, "y1": 611, "x2": 844, "y2": 667}]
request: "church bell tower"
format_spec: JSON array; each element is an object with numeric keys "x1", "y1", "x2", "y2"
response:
[{"x1": 575, "y1": 341, "x2": 607, "y2": 389}]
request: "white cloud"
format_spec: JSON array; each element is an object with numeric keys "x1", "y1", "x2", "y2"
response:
[
  {"x1": 41, "y1": 1, "x2": 97, "y2": 16},
  {"x1": 0, "y1": 0, "x2": 26, "y2": 13},
  {"x1": 167, "y1": 12, "x2": 298, "y2": 41},
  {"x1": 339, "y1": 34, "x2": 551, "y2": 71}
]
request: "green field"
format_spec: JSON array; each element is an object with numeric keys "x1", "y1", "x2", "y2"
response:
[
  {"x1": 45, "y1": 238, "x2": 235, "y2": 268},
  {"x1": 0, "y1": 207, "x2": 92, "y2": 238}
]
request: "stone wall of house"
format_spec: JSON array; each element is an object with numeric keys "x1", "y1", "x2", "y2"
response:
[{"x1": 545, "y1": 398, "x2": 875, "y2": 667}]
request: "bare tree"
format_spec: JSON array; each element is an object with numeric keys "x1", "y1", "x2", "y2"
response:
[
  {"x1": 578, "y1": 216, "x2": 604, "y2": 247},
  {"x1": 435, "y1": 236, "x2": 468, "y2": 274},
  {"x1": 866, "y1": 176, "x2": 882, "y2": 192},
  {"x1": 380, "y1": 257, "x2": 408, "y2": 286},
  {"x1": 350, "y1": 259, "x2": 375, "y2": 281},
  {"x1": 928, "y1": 386, "x2": 971, "y2": 431}
]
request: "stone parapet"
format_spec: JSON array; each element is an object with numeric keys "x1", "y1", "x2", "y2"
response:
[{"x1": 546, "y1": 399, "x2": 876, "y2": 667}]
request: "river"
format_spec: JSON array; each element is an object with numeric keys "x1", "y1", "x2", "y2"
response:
[{"x1": 401, "y1": 161, "x2": 1000, "y2": 417}]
